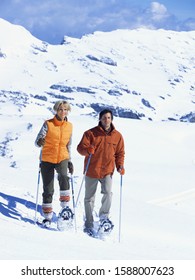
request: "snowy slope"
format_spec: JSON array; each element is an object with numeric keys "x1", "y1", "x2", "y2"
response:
[
  {"x1": 0, "y1": 18, "x2": 195, "y2": 121},
  {"x1": 0, "y1": 113, "x2": 195, "y2": 260},
  {"x1": 0, "y1": 18, "x2": 195, "y2": 262}
]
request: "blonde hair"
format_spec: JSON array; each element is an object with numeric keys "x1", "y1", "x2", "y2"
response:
[{"x1": 53, "y1": 100, "x2": 71, "y2": 112}]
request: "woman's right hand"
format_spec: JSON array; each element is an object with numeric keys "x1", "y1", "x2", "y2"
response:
[{"x1": 37, "y1": 138, "x2": 45, "y2": 147}]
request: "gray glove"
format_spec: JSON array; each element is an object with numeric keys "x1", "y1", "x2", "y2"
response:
[{"x1": 37, "y1": 138, "x2": 45, "y2": 147}]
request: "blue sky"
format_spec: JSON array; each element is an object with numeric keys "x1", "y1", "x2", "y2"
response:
[{"x1": 0, "y1": 0, "x2": 194, "y2": 44}]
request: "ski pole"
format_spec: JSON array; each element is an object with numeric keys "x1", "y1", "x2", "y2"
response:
[
  {"x1": 34, "y1": 161, "x2": 41, "y2": 224},
  {"x1": 118, "y1": 174, "x2": 123, "y2": 242},
  {"x1": 70, "y1": 175, "x2": 77, "y2": 232},
  {"x1": 34, "y1": 150, "x2": 42, "y2": 224},
  {"x1": 75, "y1": 153, "x2": 92, "y2": 207}
]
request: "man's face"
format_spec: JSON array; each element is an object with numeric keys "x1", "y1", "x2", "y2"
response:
[{"x1": 100, "y1": 113, "x2": 112, "y2": 130}]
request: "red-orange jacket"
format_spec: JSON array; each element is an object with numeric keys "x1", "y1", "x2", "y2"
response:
[{"x1": 77, "y1": 122, "x2": 125, "y2": 178}]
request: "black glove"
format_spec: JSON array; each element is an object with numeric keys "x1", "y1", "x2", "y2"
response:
[
  {"x1": 68, "y1": 161, "x2": 74, "y2": 175},
  {"x1": 37, "y1": 138, "x2": 45, "y2": 147}
]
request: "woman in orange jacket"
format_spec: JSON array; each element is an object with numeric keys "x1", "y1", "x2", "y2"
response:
[
  {"x1": 35, "y1": 100, "x2": 73, "y2": 225},
  {"x1": 77, "y1": 109, "x2": 125, "y2": 236}
]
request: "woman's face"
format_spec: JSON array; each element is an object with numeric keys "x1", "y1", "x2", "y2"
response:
[{"x1": 57, "y1": 104, "x2": 69, "y2": 120}]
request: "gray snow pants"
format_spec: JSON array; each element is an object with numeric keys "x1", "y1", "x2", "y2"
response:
[{"x1": 84, "y1": 174, "x2": 113, "y2": 229}]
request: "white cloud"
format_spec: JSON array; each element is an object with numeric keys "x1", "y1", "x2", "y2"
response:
[
  {"x1": 149, "y1": 2, "x2": 169, "y2": 21},
  {"x1": 0, "y1": 0, "x2": 194, "y2": 44}
]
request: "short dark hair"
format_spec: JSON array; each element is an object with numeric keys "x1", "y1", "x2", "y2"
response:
[{"x1": 99, "y1": 109, "x2": 113, "y2": 120}]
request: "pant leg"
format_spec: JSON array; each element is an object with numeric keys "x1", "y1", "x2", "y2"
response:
[
  {"x1": 99, "y1": 174, "x2": 113, "y2": 219},
  {"x1": 41, "y1": 161, "x2": 55, "y2": 218},
  {"x1": 84, "y1": 176, "x2": 98, "y2": 228},
  {"x1": 55, "y1": 159, "x2": 70, "y2": 205}
]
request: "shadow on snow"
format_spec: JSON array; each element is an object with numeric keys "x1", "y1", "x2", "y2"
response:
[{"x1": 0, "y1": 191, "x2": 41, "y2": 224}]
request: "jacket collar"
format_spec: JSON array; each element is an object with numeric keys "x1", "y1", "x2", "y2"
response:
[
  {"x1": 53, "y1": 115, "x2": 67, "y2": 126},
  {"x1": 98, "y1": 121, "x2": 115, "y2": 134}
]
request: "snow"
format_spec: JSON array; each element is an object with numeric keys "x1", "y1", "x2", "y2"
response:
[
  {"x1": 0, "y1": 113, "x2": 195, "y2": 262},
  {"x1": 0, "y1": 18, "x2": 195, "y2": 122},
  {"x1": 1, "y1": 17, "x2": 195, "y2": 278}
]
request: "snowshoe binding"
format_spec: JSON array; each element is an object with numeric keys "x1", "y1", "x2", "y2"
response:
[
  {"x1": 83, "y1": 227, "x2": 99, "y2": 238},
  {"x1": 42, "y1": 218, "x2": 51, "y2": 228},
  {"x1": 57, "y1": 206, "x2": 74, "y2": 231},
  {"x1": 98, "y1": 218, "x2": 114, "y2": 235}
]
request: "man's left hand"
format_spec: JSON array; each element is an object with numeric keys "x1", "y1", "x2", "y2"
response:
[{"x1": 117, "y1": 166, "x2": 125, "y2": 175}]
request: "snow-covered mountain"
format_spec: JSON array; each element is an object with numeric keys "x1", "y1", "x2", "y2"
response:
[
  {"x1": 0, "y1": 18, "x2": 194, "y2": 122},
  {"x1": 1, "y1": 18, "x2": 195, "y2": 265}
]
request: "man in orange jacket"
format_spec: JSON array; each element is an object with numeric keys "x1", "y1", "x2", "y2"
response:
[
  {"x1": 77, "y1": 109, "x2": 125, "y2": 236},
  {"x1": 35, "y1": 100, "x2": 73, "y2": 226}
]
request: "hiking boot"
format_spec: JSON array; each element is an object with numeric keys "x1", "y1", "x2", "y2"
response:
[{"x1": 83, "y1": 227, "x2": 97, "y2": 237}]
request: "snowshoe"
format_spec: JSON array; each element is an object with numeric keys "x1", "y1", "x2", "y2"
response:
[
  {"x1": 57, "y1": 206, "x2": 74, "y2": 231},
  {"x1": 83, "y1": 227, "x2": 99, "y2": 238},
  {"x1": 42, "y1": 218, "x2": 51, "y2": 228},
  {"x1": 98, "y1": 218, "x2": 114, "y2": 235}
]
